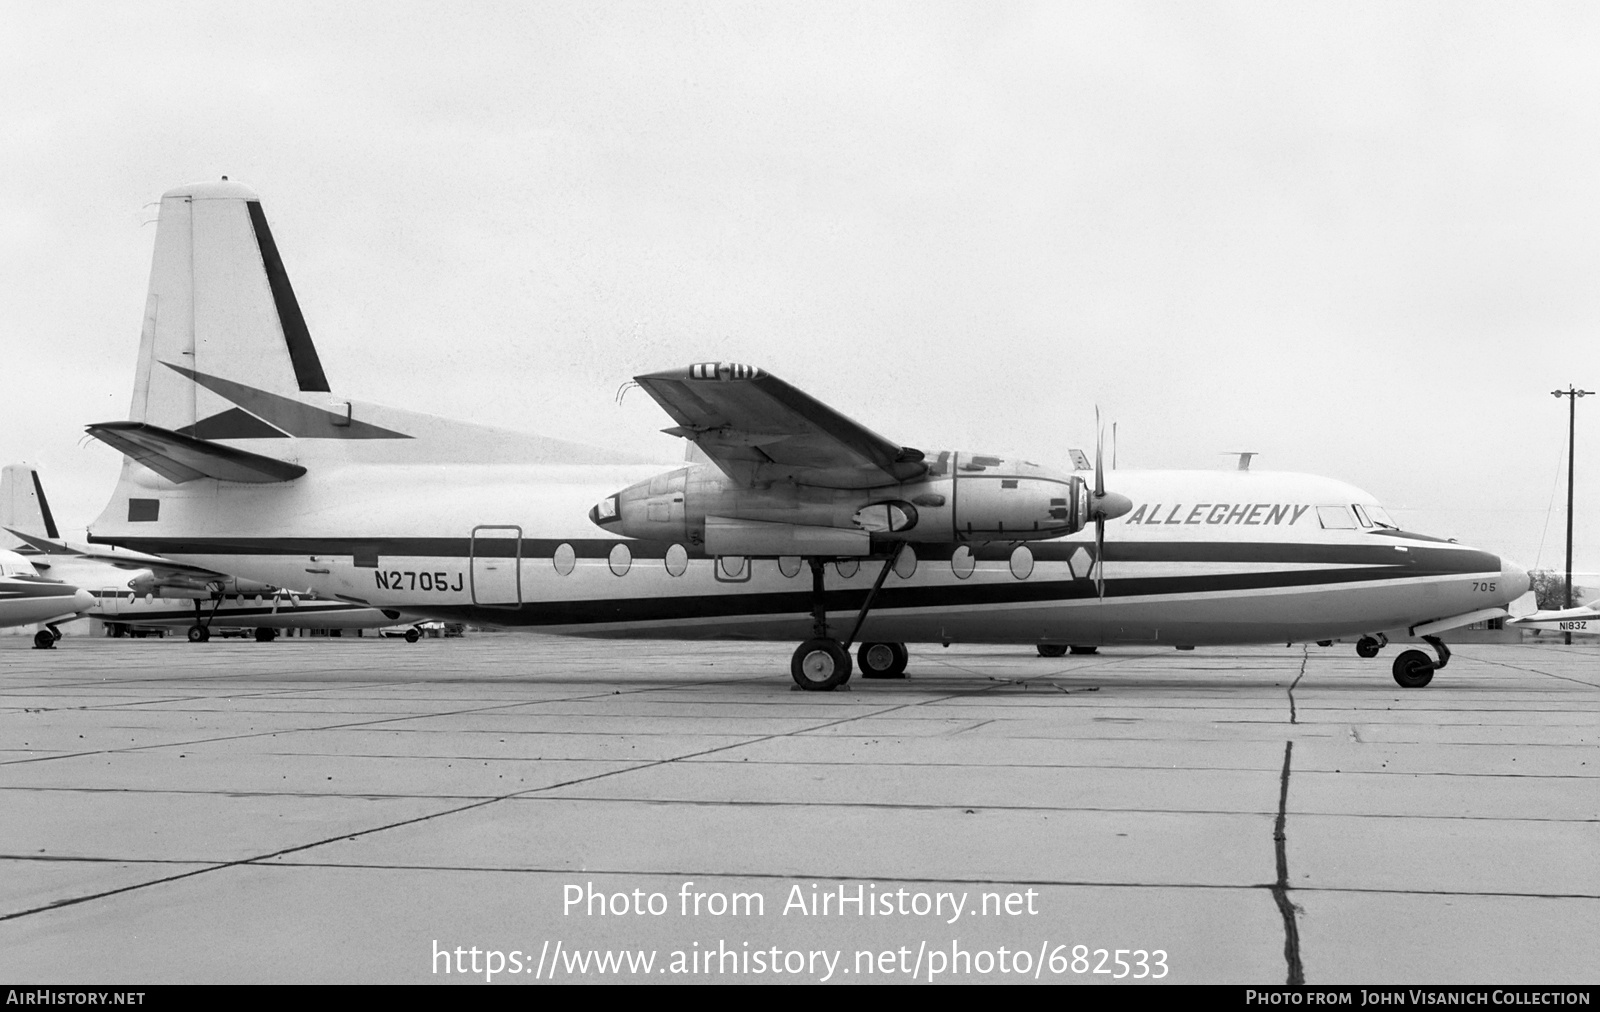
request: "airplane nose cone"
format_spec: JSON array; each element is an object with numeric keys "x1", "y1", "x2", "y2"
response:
[
  {"x1": 589, "y1": 496, "x2": 620, "y2": 531},
  {"x1": 72, "y1": 588, "x2": 96, "y2": 613},
  {"x1": 1500, "y1": 557, "x2": 1530, "y2": 601}
]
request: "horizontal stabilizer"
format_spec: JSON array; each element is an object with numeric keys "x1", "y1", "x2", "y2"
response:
[{"x1": 85, "y1": 421, "x2": 307, "y2": 484}]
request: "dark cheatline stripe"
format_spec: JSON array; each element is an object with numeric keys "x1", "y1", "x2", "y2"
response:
[
  {"x1": 30, "y1": 471, "x2": 59, "y2": 540},
  {"x1": 91, "y1": 534, "x2": 1502, "y2": 577},
  {"x1": 0, "y1": 579, "x2": 84, "y2": 600},
  {"x1": 246, "y1": 200, "x2": 330, "y2": 394},
  {"x1": 409, "y1": 560, "x2": 1479, "y2": 629}
]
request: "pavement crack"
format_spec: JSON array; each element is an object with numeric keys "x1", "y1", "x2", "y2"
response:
[
  {"x1": 1288, "y1": 646, "x2": 1308, "y2": 725},
  {"x1": 1271, "y1": 739, "x2": 1305, "y2": 985}
]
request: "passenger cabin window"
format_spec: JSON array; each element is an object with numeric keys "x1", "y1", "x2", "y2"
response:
[{"x1": 1316, "y1": 506, "x2": 1356, "y2": 530}]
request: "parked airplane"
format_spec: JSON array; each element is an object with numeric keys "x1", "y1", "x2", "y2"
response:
[
  {"x1": 84, "y1": 179, "x2": 1528, "y2": 689},
  {"x1": 2, "y1": 464, "x2": 402, "y2": 642},
  {"x1": 1506, "y1": 600, "x2": 1600, "y2": 635},
  {"x1": 0, "y1": 548, "x2": 94, "y2": 648}
]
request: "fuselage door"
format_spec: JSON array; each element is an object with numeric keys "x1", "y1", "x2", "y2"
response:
[{"x1": 470, "y1": 524, "x2": 523, "y2": 609}]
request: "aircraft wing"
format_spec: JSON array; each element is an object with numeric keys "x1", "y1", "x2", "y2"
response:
[
  {"x1": 632, "y1": 363, "x2": 927, "y2": 488},
  {"x1": 5, "y1": 529, "x2": 232, "y2": 588}
]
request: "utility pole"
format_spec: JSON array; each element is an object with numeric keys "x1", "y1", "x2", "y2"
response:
[{"x1": 1552, "y1": 386, "x2": 1592, "y2": 645}]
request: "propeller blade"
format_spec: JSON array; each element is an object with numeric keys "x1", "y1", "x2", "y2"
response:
[
  {"x1": 1094, "y1": 406, "x2": 1105, "y2": 498},
  {"x1": 1095, "y1": 515, "x2": 1106, "y2": 599}
]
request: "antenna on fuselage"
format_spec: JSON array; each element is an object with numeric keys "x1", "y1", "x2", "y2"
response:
[{"x1": 1225, "y1": 451, "x2": 1259, "y2": 472}]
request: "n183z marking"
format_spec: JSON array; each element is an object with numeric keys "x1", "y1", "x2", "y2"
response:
[{"x1": 376, "y1": 570, "x2": 464, "y2": 592}]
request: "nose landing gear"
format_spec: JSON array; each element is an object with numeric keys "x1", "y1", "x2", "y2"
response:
[
  {"x1": 1392, "y1": 635, "x2": 1450, "y2": 688},
  {"x1": 1355, "y1": 634, "x2": 1387, "y2": 659}
]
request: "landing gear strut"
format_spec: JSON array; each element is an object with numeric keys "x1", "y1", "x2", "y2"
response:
[
  {"x1": 1392, "y1": 635, "x2": 1450, "y2": 688},
  {"x1": 789, "y1": 553, "x2": 907, "y2": 691},
  {"x1": 188, "y1": 597, "x2": 222, "y2": 643}
]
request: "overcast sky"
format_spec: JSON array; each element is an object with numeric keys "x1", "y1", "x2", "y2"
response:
[{"x1": 4, "y1": 1, "x2": 1597, "y2": 573}]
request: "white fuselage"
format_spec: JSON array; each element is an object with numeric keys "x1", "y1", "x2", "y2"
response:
[
  {"x1": 91, "y1": 458, "x2": 1526, "y2": 648},
  {"x1": 0, "y1": 551, "x2": 94, "y2": 628}
]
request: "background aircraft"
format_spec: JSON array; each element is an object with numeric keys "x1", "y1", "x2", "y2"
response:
[
  {"x1": 1506, "y1": 599, "x2": 1600, "y2": 636},
  {"x1": 2, "y1": 464, "x2": 403, "y2": 642},
  {"x1": 83, "y1": 180, "x2": 1528, "y2": 689},
  {"x1": 0, "y1": 547, "x2": 94, "y2": 648}
]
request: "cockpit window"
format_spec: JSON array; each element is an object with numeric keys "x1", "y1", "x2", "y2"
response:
[
  {"x1": 1316, "y1": 505, "x2": 1356, "y2": 530},
  {"x1": 1351, "y1": 504, "x2": 1373, "y2": 528},
  {"x1": 1364, "y1": 504, "x2": 1400, "y2": 529}
]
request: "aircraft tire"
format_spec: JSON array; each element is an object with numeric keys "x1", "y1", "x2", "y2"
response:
[
  {"x1": 1355, "y1": 636, "x2": 1381, "y2": 659},
  {"x1": 1068, "y1": 646, "x2": 1099, "y2": 655},
  {"x1": 254, "y1": 628, "x2": 276, "y2": 643},
  {"x1": 1036, "y1": 644, "x2": 1068, "y2": 658},
  {"x1": 791, "y1": 639, "x2": 851, "y2": 691},
  {"x1": 188, "y1": 625, "x2": 210, "y2": 644},
  {"x1": 858, "y1": 641, "x2": 908, "y2": 678},
  {"x1": 1391, "y1": 650, "x2": 1434, "y2": 688},
  {"x1": 33, "y1": 630, "x2": 55, "y2": 650},
  {"x1": 405, "y1": 628, "x2": 420, "y2": 643}
]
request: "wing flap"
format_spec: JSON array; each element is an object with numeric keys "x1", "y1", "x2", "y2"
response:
[{"x1": 85, "y1": 421, "x2": 307, "y2": 484}]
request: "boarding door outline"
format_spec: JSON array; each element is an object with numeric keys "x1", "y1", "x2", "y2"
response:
[{"x1": 470, "y1": 525, "x2": 523, "y2": 609}]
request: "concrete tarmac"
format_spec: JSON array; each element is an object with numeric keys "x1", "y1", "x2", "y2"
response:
[{"x1": 0, "y1": 634, "x2": 1595, "y2": 985}]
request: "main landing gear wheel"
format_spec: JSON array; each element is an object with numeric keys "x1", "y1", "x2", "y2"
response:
[
  {"x1": 1355, "y1": 636, "x2": 1383, "y2": 659},
  {"x1": 1069, "y1": 645, "x2": 1098, "y2": 655},
  {"x1": 33, "y1": 629, "x2": 56, "y2": 650},
  {"x1": 1036, "y1": 644, "x2": 1068, "y2": 658},
  {"x1": 791, "y1": 639, "x2": 852, "y2": 691},
  {"x1": 1392, "y1": 649, "x2": 1434, "y2": 688},
  {"x1": 405, "y1": 628, "x2": 421, "y2": 643},
  {"x1": 254, "y1": 627, "x2": 278, "y2": 643},
  {"x1": 188, "y1": 625, "x2": 210, "y2": 643},
  {"x1": 858, "y1": 641, "x2": 908, "y2": 678}
]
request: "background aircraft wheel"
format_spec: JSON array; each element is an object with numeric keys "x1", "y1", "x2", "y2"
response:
[
  {"x1": 33, "y1": 630, "x2": 55, "y2": 650},
  {"x1": 405, "y1": 628, "x2": 420, "y2": 643},
  {"x1": 187, "y1": 625, "x2": 210, "y2": 643},
  {"x1": 1069, "y1": 645, "x2": 1099, "y2": 655},
  {"x1": 1355, "y1": 636, "x2": 1381, "y2": 659},
  {"x1": 254, "y1": 628, "x2": 277, "y2": 643},
  {"x1": 858, "y1": 641, "x2": 908, "y2": 678},
  {"x1": 791, "y1": 639, "x2": 851, "y2": 691},
  {"x1": 1036, "y1": 644, "x2": 1068, "y2": 658},
  {"x1": 1392, "y1": 649, "x2": 1435, "y2": 688}
]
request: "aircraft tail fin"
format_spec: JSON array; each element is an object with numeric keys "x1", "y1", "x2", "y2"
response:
[
  {"x1": 128, "y1": 179, "x2": 332, "y2": 435},
  {"x1": 0, "y1": 464, "x2": 60, "y2": 548}
]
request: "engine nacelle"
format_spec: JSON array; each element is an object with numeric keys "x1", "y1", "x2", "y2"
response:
[{"x1": 590, "y1": 452, "x2": 1088, "y2": 551}]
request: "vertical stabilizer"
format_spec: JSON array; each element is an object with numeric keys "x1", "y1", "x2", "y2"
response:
[
  {"x1": 0, "y1": 464, "x2": 59, "y2": 547},
  {"x1": 130, "y1": 180, "x2": 331, "y2": 436}
]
